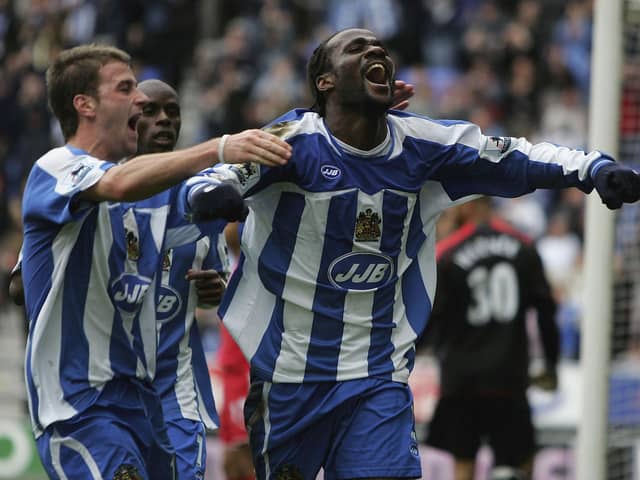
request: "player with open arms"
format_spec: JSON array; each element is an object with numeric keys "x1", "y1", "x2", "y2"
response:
[
  {"x1": 419, "y1": 196, "x2": 559, "y2": 480},
  {"x1": 20, "y1": 45, "x2": 290, "y2": 480},
  {"x1": 200, "y1": 28, "x2": 640, "y2": 480}
]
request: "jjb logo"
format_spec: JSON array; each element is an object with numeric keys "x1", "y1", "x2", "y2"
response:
[
  {"x1": 157, "y1": 284, "x2": 182, "y2": 323},
  {"x1": 328, "y1": 252, "x2": 394, "y2": 291},
  {"x1": 109, "y1": 273, "x2": 152, "y2": 314},
  {"x1": 320, "y1": 164, "x2": 341, "y2": 180}
]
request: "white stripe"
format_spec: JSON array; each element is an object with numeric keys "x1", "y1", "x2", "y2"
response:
[
  {"x1": 41, "y1": 152, "x2": 109, "y2": 198},
  {"x1": 390, "y1": 183, "x2": 449, "y2": 382},
  {"x1": 174, "y1": 241, "x2": 205, "y2": 422},
  {"x1": 196, "y1": 433, "x2": 204, "y2": 468},
  {"x1": 417, "y1": 181, "x2": 454, "y2": 301},
  {"x1": 149, "y1": 205, "x2": 170, "y2": 253},
  {"x1": 223, "y1": 189, "x2": 281, "y2": 361},
  {"x1": 390, "y1": 115, "x2": 481, "y2": 153},
  {"x1": 336, "y1": 191, "x2": 385, "y2": 380},
  {"x1": 337, "y1": 291, "x2": 373, "y2": 381},
  {"x1": 86, "y1": 204, "x2": 115, "y2": 387},
  {"x1": 165, "y1": 224, "x2": 203, "y2": 249},
  {"x1": 50, "y1": 432, "x2": 104, "y2": 479},
  {"x1": 31, "y1": 221, "x2": 84, "y2": 430},
  {"x1": 138, "y1": 280, "x2": 157, "y2": 378},
  {"x1": 388, "y1": 193, "x2": 419, "y2": 383},
  {"x1": 527, "y1": 142, "x2": 601, "y2": 180},
  {"x1": 195, "y1": 380, "x2": 218, "y2": 431}
]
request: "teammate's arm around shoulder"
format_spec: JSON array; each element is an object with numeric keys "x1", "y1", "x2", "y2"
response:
[{"x1": 81, "y1": 130, "x2": 291, "y2": 203}]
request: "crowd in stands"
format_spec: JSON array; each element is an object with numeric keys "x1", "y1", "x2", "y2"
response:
[{"x1": 0, "y1": 0, "x2": 637, "y2": 361}]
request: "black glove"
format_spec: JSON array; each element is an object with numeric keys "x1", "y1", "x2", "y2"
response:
[
  {"x1": 593, "y1": 162, "x2": 640, "y2": 209},
  {"x1": 189, "y1": 183, "x2": 249, "y2": 222}
]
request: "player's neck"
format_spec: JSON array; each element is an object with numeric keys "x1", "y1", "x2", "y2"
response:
[
  {"x1": 68, "y1": 125, "x2": 119, "y2": 162},
  {"x1": 324, "y1": 109, "x2": 387, "y2": 151}
]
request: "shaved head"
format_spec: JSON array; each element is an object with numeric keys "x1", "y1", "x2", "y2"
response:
[
  {"x1": 138, "y1": 79, "x2": 178, "y2": 100},
  {"x1": 136, "y1": 79, "x2": 181, "y2": 155}
]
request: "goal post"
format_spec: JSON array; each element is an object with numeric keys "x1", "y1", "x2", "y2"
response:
[{"x1": 577, "y1": 0, "x2": 622, "y2": 479}]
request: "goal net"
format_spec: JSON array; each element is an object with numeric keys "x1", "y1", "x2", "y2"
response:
[{"x1": 607, "y1": 1, "x2": 640, "y2": 478}]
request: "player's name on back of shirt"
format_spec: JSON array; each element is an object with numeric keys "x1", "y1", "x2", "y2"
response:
[{"x1": 454, "y1": 234, "x2": 521, "y2": 270}]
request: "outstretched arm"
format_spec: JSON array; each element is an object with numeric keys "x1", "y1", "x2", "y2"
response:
[{"x1": 81, "y1": 130, "x2": 292, "y2": 203}]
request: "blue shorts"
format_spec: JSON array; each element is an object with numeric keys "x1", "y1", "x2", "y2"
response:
[
  {"x1": 36, "y1": 379, "x2": 176, "y2": 480},
  {"x1": 244, "y1": 377, "x2": 422, "y2": 480},
  {"x1": 165, "y1": 417, "x2": 207, "y2": 480}
]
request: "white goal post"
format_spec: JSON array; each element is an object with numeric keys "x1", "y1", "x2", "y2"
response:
[{"x1": 577, "y1": 0, "x2": 622, "y2": 479}]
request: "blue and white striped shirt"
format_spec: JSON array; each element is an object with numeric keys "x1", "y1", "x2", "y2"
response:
[
  {"x1": 213, "y1": 109, "x2": 608, "y2": 384},
  {"x1": 22, "y1": 145, "x2": 221, "y2": 436},
  {"x1": 155, "y1": 234, "x2": 229, "y2": 431}
]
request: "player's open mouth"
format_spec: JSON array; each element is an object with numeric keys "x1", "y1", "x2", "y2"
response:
[
  {"x1": 364, "y1": 63, "x2": 389, "y2": 88},
  {"x1": 153, "y1": 131, "x2": 175, "y2": 144},
  {"x1": 128, "y1": 113, "x2": 141, "y2": 132}
]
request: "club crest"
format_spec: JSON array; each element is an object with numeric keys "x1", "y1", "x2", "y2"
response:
[
  {"x1": 162, "y1": 250, "x2": 172, "y2": 271},
  {"x1": 355, "y1": 208, "x2": 381, "y2": 241},
  {"x1": 126, "y1": 229, "x2": 140, "y2": 261}
]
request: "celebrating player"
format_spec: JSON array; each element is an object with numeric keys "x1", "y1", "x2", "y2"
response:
[
  {"x1": 200, "y1": 28, "x2": 640, "y2": 479},
  {"x1": 20, "y1": 44, "x2": 290, "y2": 479},
  {"x1": 419, "y1": 196, "x2": 559, "y2": 480}
]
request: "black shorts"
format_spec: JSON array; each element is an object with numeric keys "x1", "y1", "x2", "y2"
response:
[{"x1": 425, "y1": 393, "x2": 535, "y2": 467}]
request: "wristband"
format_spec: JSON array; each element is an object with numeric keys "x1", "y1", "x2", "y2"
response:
[{"x1": 218, "y1": 134, "x2": 230, "y2": 164}]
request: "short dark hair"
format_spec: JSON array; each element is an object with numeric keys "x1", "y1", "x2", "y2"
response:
[
  {"x1": 46, "y1": 44, "x2": 131, "y2": 140},
  {"x1": 306, "y1": 31, "x2": 341, "y2": 117}
]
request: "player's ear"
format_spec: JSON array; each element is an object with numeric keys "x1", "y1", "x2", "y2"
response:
[
  {"x1": 316, "y1": 73, "x2": 335, "y2": 93},
  {"x1": 73, "y1": 94, "x2": 97, "y2": 118}
]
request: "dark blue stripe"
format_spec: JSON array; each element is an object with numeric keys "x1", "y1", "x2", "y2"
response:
[
  {"x1": 402, "y1": 256, "x2": 432, "y2": 341},
  {"x1": 167, "y1": 243, "x2": 197, "y2": 322},
  {"x1": 189, "y1": 326, "x2": 219, "y2": 423},
  {"x1": 401, "y1": 200, "x2": 430, "y2": 376},
  {"x1": 253, "y1": 192, "x2": 306, "y2": 379},
  {"x1": 368, "y1": 191, "x2": 408, "y2": 378},
  {"x1": 257, "y1": 192, "x2": 305, "y2": 296},
  {"x1": 304, "y1": 191, "x2": 358, "y2": 381},
  {"x1": 406, "y1": 195, "x2": 427, "y2": 260},
  {"x1": 252, "y1": 298, "x2": 285, "y2": 381},
  {"x1": 59, "y1": 209, "x2": 98, "y2": 405},
  {"x1": 21, "y1": 228, "x2": 55, "y2": 326},
  {"x1": 107, "y1": 206, "x2": 139, "y2": 378},
  {"x1": 527, "y1": 160, "x2": 589, "y2": 192},
  {"x1": 203, "y1": 234, "x2": 224, "y2": 271},
  {"x1": 218, "y1": 253, "x2": 246, "y2": 318}
]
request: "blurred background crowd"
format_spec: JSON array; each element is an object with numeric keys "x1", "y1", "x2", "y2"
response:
[{"x1": 1, "y1": 0, "x2": 639, "y2": 386}]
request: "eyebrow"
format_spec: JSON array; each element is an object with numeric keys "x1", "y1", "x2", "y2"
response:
[{"x1": 344, "y1": 36, "x2": 385, "y2": 49}]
